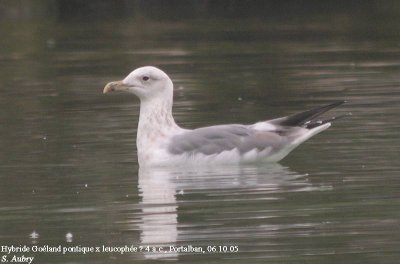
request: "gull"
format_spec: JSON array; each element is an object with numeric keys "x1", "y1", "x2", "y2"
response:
[{"x1": 104, "y1": 66, "x2": 345, "y2": 167}]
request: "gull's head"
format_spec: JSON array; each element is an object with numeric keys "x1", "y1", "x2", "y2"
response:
[{"x1": 103, "y1": 66, "x2": 173, "y2": 101}]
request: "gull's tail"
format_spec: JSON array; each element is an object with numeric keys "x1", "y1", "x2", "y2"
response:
[{"x1": 270, "y1": 101, "x2": 347, "y2": 129}]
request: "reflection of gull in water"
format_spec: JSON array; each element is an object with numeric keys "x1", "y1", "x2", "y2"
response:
[
  {"x1": 136, "y1": 164, "x2": 331, "y2": 260},
  {"x1": 138, "y1": 167, "x2": 178, "y2": 246},
  {"x1": 138, "y1": 167, "x2": 178, "y2": 260}
]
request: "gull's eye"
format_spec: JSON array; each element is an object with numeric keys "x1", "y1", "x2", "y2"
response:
[{"x1": 142, "y1": 76, "x2": 149, "y2": 81}]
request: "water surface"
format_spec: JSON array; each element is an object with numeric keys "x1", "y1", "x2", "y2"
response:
[{"x1": 0, "y1": 5, "x2": 399, "y2": 263}]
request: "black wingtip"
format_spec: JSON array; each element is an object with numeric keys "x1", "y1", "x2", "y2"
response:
[
  {"x1": 305, "y1": 112, "x2": 350, "y2": 129},
  {"x1": 325, "y1": 100, "x2": 346, "y2": 108},
  {"x1": 275, "y1": 100, "x2": 347, "y2": 127}
]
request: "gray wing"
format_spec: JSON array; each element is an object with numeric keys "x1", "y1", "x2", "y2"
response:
[
  {"x1": 167, "y1": 124, "x2": 294, "y2": 156},
  {"x1": 167, "y1": 102, "x2": 346, "y2": 157}
]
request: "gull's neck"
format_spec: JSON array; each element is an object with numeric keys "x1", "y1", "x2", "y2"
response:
[
  {"x1": 137, "y1": 94, "x2": 180, "y2": 160},
  {"x1": 138, "y1": 96, "x2": 178, "y2": 132}
]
